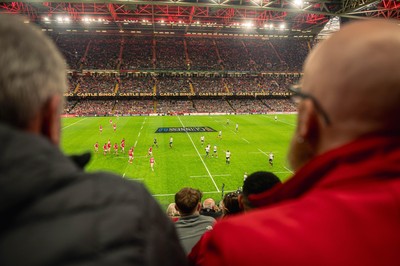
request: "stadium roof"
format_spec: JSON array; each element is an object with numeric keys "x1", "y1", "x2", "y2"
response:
[{"x1": 1, "y1": 1, "x2": 399, "y2": 37}]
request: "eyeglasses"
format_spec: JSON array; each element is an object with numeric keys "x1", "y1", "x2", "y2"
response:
[{"x1": 289, "y1": 85, "x2": 331, "y2": 125}]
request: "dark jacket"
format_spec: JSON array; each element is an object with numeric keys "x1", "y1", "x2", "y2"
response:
[{"x1": 0, "y1": 123, "x2": 187, "y2": 266}]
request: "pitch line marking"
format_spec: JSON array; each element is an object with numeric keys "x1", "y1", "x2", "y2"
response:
[
  {"x1": 258, "y1": 148, "x2": 268, "y2": 156},
  {"x1": 242, "y1": 138, "x2": 250, "y2": 143},
  {"x1": 153, "y1": 190, "x2": 237, "y2": 197},
  {"x1": 284, "y1": 166, "x2": 294, "y2": 174},
  {"x1": 266, "y1": 115, "x2": 296, "y2": 127},
  {"x1": 62, "y1": 117, "x2": 87, "y2": 129},
  {"x1": 273, "y1": 171, "x2": 293, "y2": 174},
  {"x1": 178, "y1": 116, "x2": 220, "y2": 192},
  {"x1": 123, "y1": 117, "x2": 146, "y2": 177},
  {"x1": 190, "y1": 174, "x2": 231, "y2": 178}
]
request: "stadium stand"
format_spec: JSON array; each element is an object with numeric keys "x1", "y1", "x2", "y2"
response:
[{"x1": 53, "y1": 34, "x2": 306, "y2": 115}]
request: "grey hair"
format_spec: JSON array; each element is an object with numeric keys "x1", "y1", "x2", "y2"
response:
[{"x1": 0, "y1": 15, "x2": 67, "y2": 129}]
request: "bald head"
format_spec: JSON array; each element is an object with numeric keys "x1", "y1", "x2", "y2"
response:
[
  {"x1": 304, "y1": 20, "x2": 400, "y2": 133},
  {"x1": 289, "y1": 20, "x2": 400, "y2": 170},
  {"x1": 203, "y1": 198, "x2": 216, "y2": 209}
]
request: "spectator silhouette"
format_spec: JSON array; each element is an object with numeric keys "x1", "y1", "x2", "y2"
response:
[
  {"x1": 189, "y1": 19, "x2": 400, "y2": 266},
  {"x1": 0, "y1": 15, "x2": 187, "y2": 266}
]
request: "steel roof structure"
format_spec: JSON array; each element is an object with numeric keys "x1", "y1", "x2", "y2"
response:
[{"x1": 1, "y1": 1, "x2": 399, "y2": 36}]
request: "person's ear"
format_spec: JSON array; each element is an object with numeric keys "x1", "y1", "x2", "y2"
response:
[
  {"x1": 41, "y1": 95, "x2": 62, "y2": 145},
  {"x1": 197, "y1": 202, "x2": 202, "y2": 211},
  {"x1": 238, "y1": 194, "x2": 245, "y2": 211},
  {"x1": 175, "y1": 204, "x2": 180, "y2": 212},
  {"x1": 297, "y1": 100, "x2": 320, "y2": 149}
]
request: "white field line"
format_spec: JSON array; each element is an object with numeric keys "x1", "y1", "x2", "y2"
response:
[
  {"x1": 274, "y1": 171, "x2": 293, "y2": 174},
  {"x1": 178, "y1": 116, "x2": 220, "y2": 192},
  {"x1": 266, "y1": 115, "x2": 296, "y2": 127},
  {"x1": 62, "y1": 117, "x2": 87, "y2": 129},
  {"x1": 258, "y1": 148, "x2": 269, "y2": 156},
  {"x1": 122, "y1": 117, "x2": 146, "y2": 177},
  {"x1": 284, "y1": 166, "x2": 294, "y2": 174},
  {"x1": 242, "y1": 138, "x2": 250, "y2": 143},
  {"x1": 190, "y1": 174, "x2": 231, "y2": 178},
  {"x1": 153, "y1": 190, "x2": 236, "y2": 197}
]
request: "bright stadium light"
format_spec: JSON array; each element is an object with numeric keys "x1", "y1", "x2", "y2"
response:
[
  {"x1": 64, "y1": 17, "x2": 70, "y2": 23},
  {"x1": 56, "y1": 16, "x2": 63, "y2": 23},
  {"x1": 243, "y1": 21, "x2": 254, "y2": 28},
  {"x1": 280, "y1": 23, "x2": 285, "y2": 30},
  {"x1": 294, "y1": 0, "x2": 303, "y2": 7}
]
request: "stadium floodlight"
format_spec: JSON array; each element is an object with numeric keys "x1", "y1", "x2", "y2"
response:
[
  {"x1": 56, "y1": 16, "x2": 63, "y2": 23},
  {"x1": 243, "y1": 21, "x2": 254, "y2": 28},
  {"x1": 64, "y1": 17, "x2": 70, "y2": 23},
  {"x1": 294, "y1": 0, "x2": 303, "y2": 7},
  {"x1": 280, "y1": 23, "x2": 285, "y2": 30},
  {"x1": 269, "y1": 24, "x2": 274, "y2": 29},
  {"x1": 43, "y1": 16, "x2": 49, "y2": 21}
]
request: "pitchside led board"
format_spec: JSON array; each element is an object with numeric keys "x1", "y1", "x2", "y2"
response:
[{"x1": 155, "y1": 127, "x2": 217, "y2": 133}]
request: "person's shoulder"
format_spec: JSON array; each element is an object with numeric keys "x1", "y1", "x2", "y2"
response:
[
  {"x1": 199, "y1": 214, "x2": 216, "y2": 223},
  {"x1": 75, "y1": 172, "x2": 152, "y2": 203}
]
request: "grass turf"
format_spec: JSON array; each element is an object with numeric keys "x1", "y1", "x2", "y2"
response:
[{"x1": 61, "y1": 114, "x2": 296, "y2": 208}]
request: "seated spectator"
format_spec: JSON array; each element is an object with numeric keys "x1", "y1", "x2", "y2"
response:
[
  {"x1": 200, "y1": 198, "x2": 222, "y2": 219},
  {"x1": 166, "y1": 203, "x2": 180, "y2": 222},
  {"x1": 174, "y1": 187, "x2": 216, "y2": 254},
  {"x1": 189, "y1": 20, "x2": 400, "y2": 266},
  {"x1": 221, "y1": 190, "x2": 242, "y2": 217},
  {"x1": 0, "y1": 15, "x2": 187, "y2": 266},
  {"x1": 238, "y1": 171, "x2": 282, "y2": 211}
]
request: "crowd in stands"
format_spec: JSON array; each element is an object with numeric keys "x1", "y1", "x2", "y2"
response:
[
  {"x1": 66, "y1": 73, "x2": 300, "y2": 95},
  {"x1": 270, "y1": 39, "x2": 309, "y2": 72},
  {"x1": 245, "y1": 39, "x2": 285, "y2": 71},
  {"x1": 262, "y1": 99, "x2": 297, "y2": 112},
  {"x1": 118, "y1": 75, "x2": 155, "y2": 93},
  {"x1": 70, "y1": 100, "x2": 115, "y2": 116},
  {"x1": 78, "y1": 74, "x2": 117, "y2": 93},
  {"x1": 49, "y1": 34, "x2": 309, "y2": 72},
  {"x1": 83, "y1": 36, "x2": 121, "y2": 69},
  {"x1": 167, "y1": 171, "x2": 281, "y2": 256},
  {"x1": 155, "y1": 38, "x2": 186, "y2": 70},
  {"x1": 156, "y1": 77, "x2": 192, "y2": 93},
  {"x1": 190, "y1": 77, "x2": 226, "y2": 93},
  {"x1": 156, "y1": 100, "x2": 196, "y2": 114},
  {"x1": 63, "y1": 98, "x2": 296, "y2": 115},
  {"x1": 113, "y1": 99, "x2": 154, "y2": 115},
  {"x1": 63, "y1": 100, "x2": 77, "y2": 114},
  {"x1": 121, "y1": 36, "x2": 153, "y2": 70},
  {"x1": 67, "y1": 74, "x2": 79, "y2": 93},
  {"x1": 186, "y1": 38, "x2": 221, "y2": 71},
  {"x1": 217, "y1": 39, "x2": 256, "y2": 71},
  {"x1": 55, "y1": 34, "x2": 89, "y2": 69},
  {"x1": 229, "y1": 99, "x2": 268, "y2": 113},
  {"x1": 192, "y1": 99, "x2": 234, "y2": 113}
]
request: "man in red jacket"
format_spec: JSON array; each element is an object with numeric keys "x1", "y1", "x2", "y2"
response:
[{"x1": 189, "y1": 20, "x2": 400, "y2": 266}]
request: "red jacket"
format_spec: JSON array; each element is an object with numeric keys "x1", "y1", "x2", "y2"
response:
[{"x1": 189, "y1": 135, "x2": 400, "y2": 266}]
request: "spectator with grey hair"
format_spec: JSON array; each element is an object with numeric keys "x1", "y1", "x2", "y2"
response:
[
  {"x1": 0, "y1": 15, "x2": 186, "y2": 266},
  {"x1": 200, "y1": 198, "x2": 222, "y2": 219}
]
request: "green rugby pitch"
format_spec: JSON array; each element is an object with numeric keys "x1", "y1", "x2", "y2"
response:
[{"x1": 61, "y1": 114, "x2": 296, "y2": 208}]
